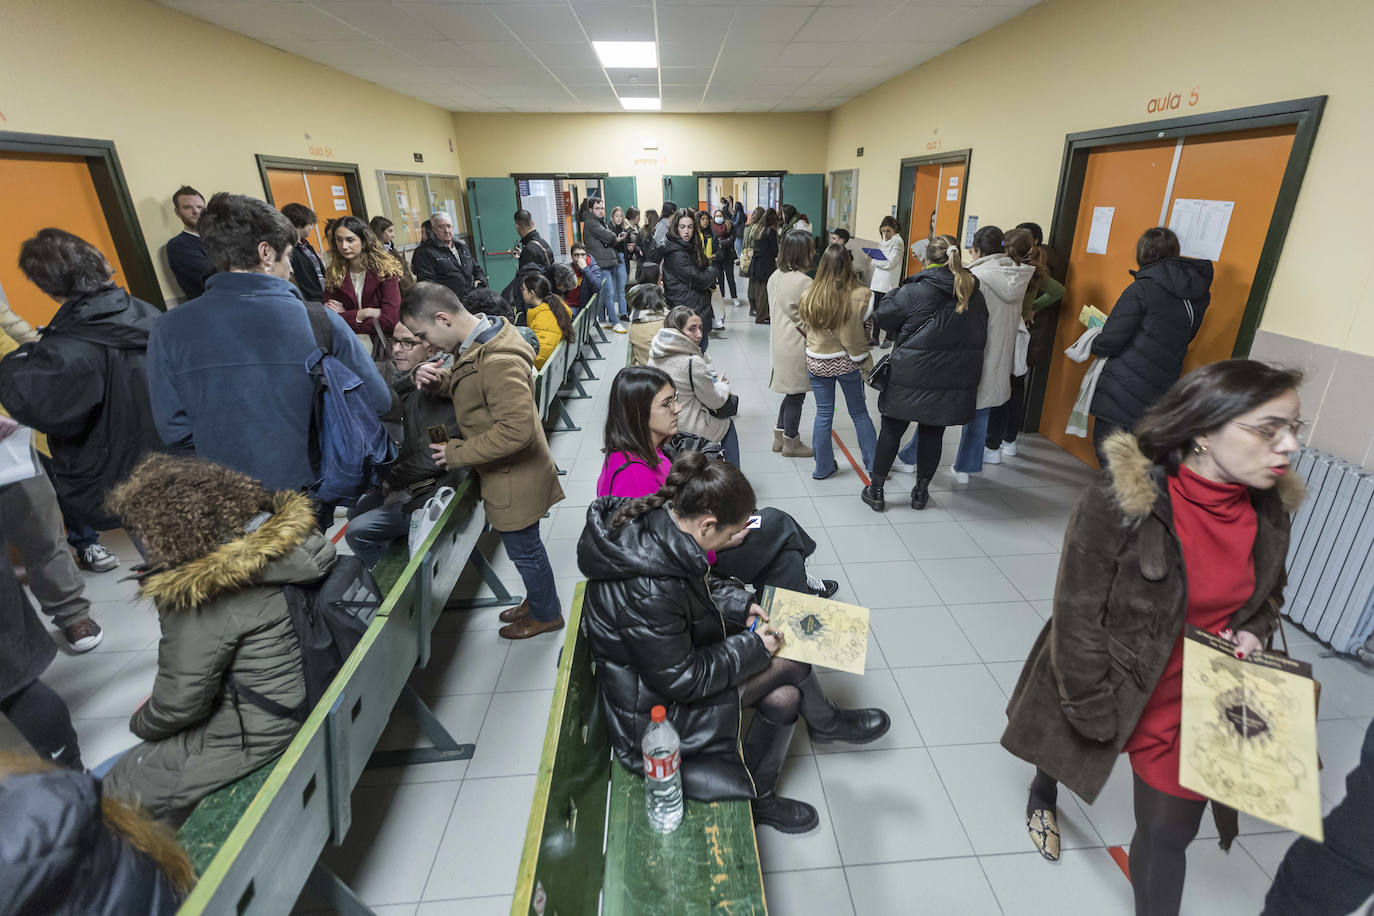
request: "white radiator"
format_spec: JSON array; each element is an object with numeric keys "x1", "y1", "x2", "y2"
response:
[{"x1": 1284, "y1": 448, "x2": 1374, "y2": 663}]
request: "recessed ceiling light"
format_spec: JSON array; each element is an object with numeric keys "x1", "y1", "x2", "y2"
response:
[
  {"x1": 593, "y1": 41, "x2": 657, "y2": 69},
  {"x1": 619, "y1": 96, "x2": 661, "y2": 111}
]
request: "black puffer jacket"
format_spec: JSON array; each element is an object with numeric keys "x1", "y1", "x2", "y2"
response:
[
  {"x1": 0, "y1": 769, "x2": 183, "y2": 915},
  {"x1": 0, "y1": 287, "x2": 162, "y2": 527},
  {"x1": 660, "y1": 236, "x2": 716, "y2": 322},
  {"x1": 1090, "y1": 257, "x2": 1212, "y2": 429},
  {"x1": 577, "y1": 498, "x2": 771, "y2": 802},
  {"x1": 874, "y1": 266, "x2": 989, "y2": 426},
  {"x1": 581, "y1": 213, "x2": 620, "y2": 269},
  {"x1": 748, "y1": 228, "x2": 778, "y2": 281}
]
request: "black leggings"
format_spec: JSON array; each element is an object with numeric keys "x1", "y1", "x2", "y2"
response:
[
  {"x1": 777, "y1": 393, "x2": 805, "y2": 439},
  {"x1": 717, "y1": 263, "x2": 737, "y2": 298},
  {"x1": 872, "y1": 417, "x2": 945, "y2": 480},
  {"x1": 1129, "y1": 772, "x2": 1207, "y2": 916},
  {"x1": 1, "y1": 678, "x2": 82, "y2": 769},
  {"x1": 986, "y1": 373, "x2": 1027, "y2": 448},
  {"x1": 741, "y1": 657, "x2": 811, "y2": 726}
]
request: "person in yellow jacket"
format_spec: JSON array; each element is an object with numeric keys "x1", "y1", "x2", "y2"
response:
[{"x1": 519, "y1": 273, "x2": 574, "y2": 370}]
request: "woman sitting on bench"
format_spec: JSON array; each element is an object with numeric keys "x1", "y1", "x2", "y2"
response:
[{"x1": 579, "y1": 447, "x2": 888, "y2": 834}]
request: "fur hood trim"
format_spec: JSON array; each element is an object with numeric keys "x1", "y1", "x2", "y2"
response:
[
  {"x1": 1103, "y1": 431, "x2": 1307, "y2": 518},
  {"x1": 137, "y1": 491, "x2": 317, "y2": 611}
]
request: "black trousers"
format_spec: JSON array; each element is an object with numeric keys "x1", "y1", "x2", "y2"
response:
[
  {"x1": 711, "y1": 507, "x2": 815, "y2": 598},
  {"x1": 873, "y1": 416, "x2": 944, "y2": 481},
  {"x1": 717, "y1": 263, "x2": 737, "y2": 298},
  {"x1": 986, "y1": 373, "x2": 1026, "y2": 448},
  {"x1": 776, "y1": 394, "x2": 805, "y2": 439},
  {"x1": 1, "y1": 678, "x2": 82, "y2": 769}
]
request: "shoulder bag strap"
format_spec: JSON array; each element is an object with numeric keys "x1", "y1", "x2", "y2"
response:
[{"x1": 304, "y1": 303, "x2": 334, "y2": 356}]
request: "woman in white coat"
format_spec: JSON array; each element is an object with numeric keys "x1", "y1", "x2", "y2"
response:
[
  {"x1": 768, "y1": 229, "x2": 816, "y2": 459},
  {"x1": 950, "y1": 226, "x2": 1034, "y2": 482},
  {"x1": 868, "y1": 215, "x2": 905, "y2": 347}
]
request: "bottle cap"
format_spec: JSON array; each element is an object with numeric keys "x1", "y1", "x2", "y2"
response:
[{"x1": 651, "y1": 705, "x2": 666, "y2": 723}]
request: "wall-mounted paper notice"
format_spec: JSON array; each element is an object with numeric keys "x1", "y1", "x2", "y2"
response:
[
  {"x1": 1169, "y1": 198, "x2": 1234, "y2": 262},
  {"x1": 948, "y1": 176, "x2": 959, "y2": 187},
  {"x1": 946, "y1": 188, "x2": 959, "y2": 201},
  {"x1": 1085, "y1": 206, "x2": 1114, "y2": 255},
  {"x1": 964, "y1": 215, "x2": 978, "y2": 248},
  {"x1": 331, "y1": 185, "x2": 346, "y2": 196},
  {"x1": 333, "y1": 199, "x2": 347, "y2": 211}
]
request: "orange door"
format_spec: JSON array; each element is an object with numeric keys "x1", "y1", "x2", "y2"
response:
[
  {"x1": 265, "y1": 167, "x2": 358, "y2": 253},
  {"x1": 0, "y1": 152, "x2": 129, "y2": 326},
  {"x1": 904, "y1": 164, "x2": 941, "y2": 275},
  {"x1": 933, "y1": 161, "x2": 965, "y2": 241},
  {"x1": 1040, "y1": 127, "x2": 1297, "y2": 466}
]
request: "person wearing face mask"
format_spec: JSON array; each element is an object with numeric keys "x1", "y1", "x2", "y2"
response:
[
  {"x1": 710, "y1": 210, "x2": 740, "y2": 310},
  {"x1": 1002, "y1": 360, "x2": 1306, "y2": 916},
  {"x1": 580, "y1": 444, "x2": 888, "y2": 834}
]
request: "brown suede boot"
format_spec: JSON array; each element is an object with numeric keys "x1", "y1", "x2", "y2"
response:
[{"x1": 781, "y1": 434, "x2": 813, "y2": 459}]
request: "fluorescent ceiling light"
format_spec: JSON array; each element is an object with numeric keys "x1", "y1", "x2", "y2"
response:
[
  {"x1": 593, "y1": 41, "x2": 657, "y2": 69},
  {"x1": 619, "y1": 96, "x2": 661, "y2": 111}
]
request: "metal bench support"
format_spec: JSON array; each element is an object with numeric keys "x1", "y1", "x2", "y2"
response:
[
  {"x1": 559, "y1": 372, "x2": 590, "y2": 400},
  {"x1": 306, "y1": 861, "x2": 378, "y2": 916},
  {"x1": 545, "y1": 398, "x2": 581, "y2": 434},
  {"x1": 444, "y1": 545, "x2": 522, "y2": 610},
  {"x1": 365, "y1": 685, "x2": 475, "y2": 770}
]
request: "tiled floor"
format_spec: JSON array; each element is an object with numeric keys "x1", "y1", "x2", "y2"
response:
[{"x1": 5, "y1": 288, "x2": 1373, "y2": 915}]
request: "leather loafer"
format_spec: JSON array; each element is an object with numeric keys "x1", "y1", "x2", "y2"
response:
[
  {"x1": 499, "y1": 615, "x2": 565, "y2": 640},
  {"x1": 498, "y1": 600, "x2": 530, "y2": 623}
]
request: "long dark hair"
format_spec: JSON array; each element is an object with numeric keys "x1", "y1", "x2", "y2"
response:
[
  {"x1": 522, "y1": 273, "x2": 573, "y2": 340},
  {"x1": 604, "y1": 366, "x2": 675, "y2": 465},
  {"x1": 1134, "y1": 360, "x2": 1303, "y2": 473},
  {"x1": 777, "y1": 229, "x2": 814, "y2": 273},
  {"x1": 611, "y1": 449, "x2": 755, "y2": 530},
  {"x1": 673, "y1": 210, "x2": 709, "y2": 268}
]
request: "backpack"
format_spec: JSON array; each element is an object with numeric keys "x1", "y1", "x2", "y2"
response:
[
  {"x1": 304, "y1": 305, "x2": 396, "y2": 505},
  {"x1": 227, "y1": 555, "x2": 383, "y2": 724}
]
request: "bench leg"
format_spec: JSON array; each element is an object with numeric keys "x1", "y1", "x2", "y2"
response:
[
  {"x1": 305, "y1": 862, "x2": 376, "y2": 916},
  {"x1": 366, "y1": 685, "x2": 476, "y2": 770},
  {"x1": 583, "y1": 337, "x2": 605, "y2": 361},
  {"x1": 544, "y1": 399, "x2": 581, "y2": 434},
  {"x1": 559, "y1": 372, "x2": 590, "y2": 400},
  {"x1": 593, "y1": 323, "x2": 609, "y2": 344},
  {"x1": 574, "y1": 353, "x2": 598, "y2": 381},
  {"x1": 444, "y1": 545, "x2": 523, "y2": 610}
]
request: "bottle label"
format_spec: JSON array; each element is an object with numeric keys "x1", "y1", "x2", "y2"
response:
[{"x1": 643, "y1": 749, "x2": 680, "y2": 780}]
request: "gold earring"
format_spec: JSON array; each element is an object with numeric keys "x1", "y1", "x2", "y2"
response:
[{"x1": 1192, "y1": 443, "x2": 1208, "y2": 455}]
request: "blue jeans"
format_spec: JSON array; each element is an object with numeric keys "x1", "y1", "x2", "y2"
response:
[
  {"x1": 953, "y1": 408, "x2": 991, "y2": 473},
  {"x1": 344, "y1": 492, "x2": 408, "y2": 568},
  {"x1": 594, "y1": 274, "x2": 616, "y2": 325},
  {"x1": 501, "y1": 520, "x2": 560, "y2": 622},
  {"x1": 808, "y1": 369, "x2": 876, "y2": 477},
  {"x1": 612, "y1": 256, "x2": 629, "y2": 319},
  {"x1": 721, "y1": 420, "x2": 740, "y2": 468}
]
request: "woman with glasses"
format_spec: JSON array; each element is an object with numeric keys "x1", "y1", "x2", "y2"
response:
[{"x1": 1001, "y1": 360, "x2": 1306, "y2": 916}]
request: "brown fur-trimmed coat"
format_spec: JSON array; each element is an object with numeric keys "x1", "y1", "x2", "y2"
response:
[
  {"x1": 102, "y1": 491, "x2": 324, "y2": 821},
  {"x1": 1001, "y1": 433, "x2": 1304, "y2": 804}
]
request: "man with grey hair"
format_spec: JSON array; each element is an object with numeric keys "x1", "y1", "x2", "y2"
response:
[{"x1": 410, "y1": 211, "x2": 487, "y2": 300}]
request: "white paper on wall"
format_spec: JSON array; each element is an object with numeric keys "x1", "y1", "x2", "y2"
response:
[
  {"x1": 1168, "y1": 198, "x2": 1234, "y2": 261},
  {"x1": 1085, "y1": 206, "x2": 1115, "y2": 255}
]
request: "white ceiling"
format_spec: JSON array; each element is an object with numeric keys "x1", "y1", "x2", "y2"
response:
[{"x1": 155, "y1": 0, "x2": 1040, "y2": 113}]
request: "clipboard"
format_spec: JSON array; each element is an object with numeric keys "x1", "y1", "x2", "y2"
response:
[{"x1": 861, "y1": 247, "x2": 887, "y2": 261}]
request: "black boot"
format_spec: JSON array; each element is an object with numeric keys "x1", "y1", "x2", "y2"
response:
[
  {"x1": 743, "y1": 712, "x2": 819, "y2": 834},
  {"x1": 861, "y1": 483, "x2": 885, "y2": 511},
  {"x1": 798, "y1": 673, "x2": 891, "y2": 745},
  {"x1": 911, "y1": 478, "x2": 931, "y2": 510}
]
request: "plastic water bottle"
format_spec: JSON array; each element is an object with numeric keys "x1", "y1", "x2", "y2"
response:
[{"x1": 642, "y1": 705, "x2": 684, "y2": 834}]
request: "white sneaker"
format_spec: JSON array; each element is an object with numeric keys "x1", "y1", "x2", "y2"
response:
[
  {"x1": 713, "y1": 321, "x2": 726, "y2": 331},
  {"x1": 612, "y1": 323, "x2": 628, "y2": 334},
  {"x1": 892, "y1": 461, "x2": 917, "y2": 475},
  {"x1": 77, "y1": 543, "x2": 119, "y2": 572},
  {"x1": 983, "y1": 447, "x2": 1002, "y2": 465},
  {"x1": 598, "y1": 321, "x2": 613, "y2": 329},
  {"x1": 1000, "y1": 441, "x2": 1018, "y2": 458},
  {"x1": 953, "y1": 470, "x2": 970, "y2": 484}
]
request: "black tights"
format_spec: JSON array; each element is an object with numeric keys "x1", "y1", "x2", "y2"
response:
[
  {"x1": 741, "y1": 657, "x2": 810, "y2": 725},
  {"x1": 717, "y1": 264, "x2": 737, "y2": 298},
  {"x1": 776, "y1": 393, "x2": 805, "y2": 439},
  {"x1": 1, "y1": 678, "x2": 82, "y2": 769},
  {"x1": 1129, "y1": 772, "x2": 1207, "y2": 916},
  {"x1": 872, "y1": 417, "x2": 945, "y2": 480}
]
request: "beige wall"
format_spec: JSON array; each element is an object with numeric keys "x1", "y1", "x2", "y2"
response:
[
  {"x1": 825, "y1": 0, "x2": 1374, "y2": 357},
  {"x1": 1, "y1": 0, "x2": 463, "y2": 303},
  {"x1": 451, "y1": 112, "x2": 830, "y2": 211}
]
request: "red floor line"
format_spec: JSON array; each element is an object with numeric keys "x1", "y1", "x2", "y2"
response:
[
  {"x1": 1109, "y1": 845, "x2": 1132, "y2": 881},
  {"x1": 832, "y1": 430, "x2": 870, "y2": 487},
  {"x1": 330, "y1": 522, "x2": 348, "y2": 544}
]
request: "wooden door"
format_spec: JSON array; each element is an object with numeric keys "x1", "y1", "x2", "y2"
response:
[
  {"x1": 265, "y1": 167, "x2": 358, "y2": 253},
  {"x1": 1040, "y1": 128, "x2": 1297, "y2": 465},
  {"x1": 0, "y1": 152, "x2": 129, "y2": 326},
  {"x1": 904, "y1": 164, "x2": 941, "y2": 275},
  {"x1": 934, "y1": 161, "x2": 965, "y2": 241}
]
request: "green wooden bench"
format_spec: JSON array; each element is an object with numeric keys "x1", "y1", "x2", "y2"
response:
[
  {"x1": 514, "y1": 584, "x2": 768, "y2": 915},
  {"x1": 174, "y1": 476, "x2": 495, "y2": 915}
]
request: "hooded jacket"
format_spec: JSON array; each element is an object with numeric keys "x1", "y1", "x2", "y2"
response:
[
  {"x1": 648, "y1": 328, "x2": 731, "y2": 443},
  {"x1": 0, "y1": 286, "x2": 162, "y2": 527},
  {"x1": 577, "y1": 499, "x2": 771, "y2": 801},
  {"x1": 0, "y1": 769, "x2": 184, "y2": 915},
  {"x1": 1001, "y1": 433, "x2": 1302, "y2": 816},
  {"x1": 1090, "y1": 257, "x2": 1213, "y2": 429},
  {"x1": 434, "y1": 320, "x2": 564, "y2": 532},
  {"x1": 967, "y1": 254, "x2": 1034, "y2": 409},
  {"x1": 102, "y1": 490, "x2": 321, "y2": 821},
  {"x1": 873, "y1": 266, "x2": 988, "y2": 426},
  {"x1": 660, "y1": 235, "x2": 716, "y2": 324}
]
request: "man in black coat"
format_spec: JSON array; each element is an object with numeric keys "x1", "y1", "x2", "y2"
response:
[
  {"x1": 500, "y1": 209, "x2": 555, "y2": 305},
  {"x1": 164, "y1": 185, "x2": 214, "y2": 301},
  {"x1": 410, "y1": 212, "x2": 486, "y2": 300}
]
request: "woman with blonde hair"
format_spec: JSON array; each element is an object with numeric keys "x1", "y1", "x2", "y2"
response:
[
  {"x1": 323, "y1": 215, "x2": 404, "y2": 352},
  {"x1": 862, "y1": 235, "x2": 988, "y2": 512},
  {"x1": 799, "y1": 243, "x2": 876, "y2": 478}
]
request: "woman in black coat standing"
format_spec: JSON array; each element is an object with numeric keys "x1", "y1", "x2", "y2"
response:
[
  {"x1": 862, "y1": 235, "x2": 988, "y2": 512},
  {"x1": 1089, "y1": 227, "x2": 1212, "y2": 461},
  {"x1": 579, "y1": 451, "x2": 886, "y2": 834},
  {"x1": 659, "y1": 209, "x2": 719, "y2": 354},
  {"x1": 748, "y1": 209, "x2": 780, "y2": 324}
]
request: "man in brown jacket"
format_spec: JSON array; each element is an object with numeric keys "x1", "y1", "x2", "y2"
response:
[{"x1": 401, "y1": 282, "x2": 565, "y2": 639}]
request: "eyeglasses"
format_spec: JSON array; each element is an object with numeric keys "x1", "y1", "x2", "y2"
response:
[
  {"x1": 392, "y1": 338, "x2": 424, "y2": 351},
  {"x1": 654, "y1": 394, "x2": 680, "y2": 409},
  {"x1": 1231, "y1": 418, "x2": 1307, "y2": 445}
]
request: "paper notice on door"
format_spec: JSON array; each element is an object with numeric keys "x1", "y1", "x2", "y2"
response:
[
  {"x1": 331, "y1": 185, "x2": 346, "y2": 197},
  {"x1": 1169, "y1": 198, "x2": 1234, "y2": 261},
  {"x1": 948, "y1": 176, "x2": 959, "y2": 187},
  {"x1": 333, "y1": 199, "x2": 347, "y2": 211},
  {"x1": 946, "y1": 188, "x2": 959, "y2": 201},
  {"x1": 1085, "y1": 206, "x2": 1114, "y2": 255},
  {"x1": 0, "y1": 427, "x2": 42, "y2": 487}
]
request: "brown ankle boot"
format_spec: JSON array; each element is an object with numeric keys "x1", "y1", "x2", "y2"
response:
[
  {"x1": 781, "y1": 434, "x2": 813, "y2": 458},
  {"x1": 772, "y1": 428, "x2": 785, "y2": 453}
]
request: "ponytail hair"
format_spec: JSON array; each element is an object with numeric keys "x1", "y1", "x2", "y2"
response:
[
  {"x1": 610, "y1": 449, "x2": 755, "y2": 531},
  {"x1": 928, "y1": 235, "x2": 976, "y2": 313},
  {"x1": 522, "y1": 273, "x2": 573, "y2": 341},
  {"x1": 1004, "y1": 227, "x2": 1049, "y2": 297}
]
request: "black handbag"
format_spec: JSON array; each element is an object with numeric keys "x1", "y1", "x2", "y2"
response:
[
  {"x1": 866, "y1": 312, "x2": 933, "y2": 392},
  {"x1": 689, "y1": 357, "x2": 739, "y2": 418},
  {"x1": 662, "y1": 432, "x2": 725, "y2": 463}
]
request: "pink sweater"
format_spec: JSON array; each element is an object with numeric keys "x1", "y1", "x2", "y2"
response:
[{"x1": 596, "y1": 450, "x2": 671, "y2": 498}]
